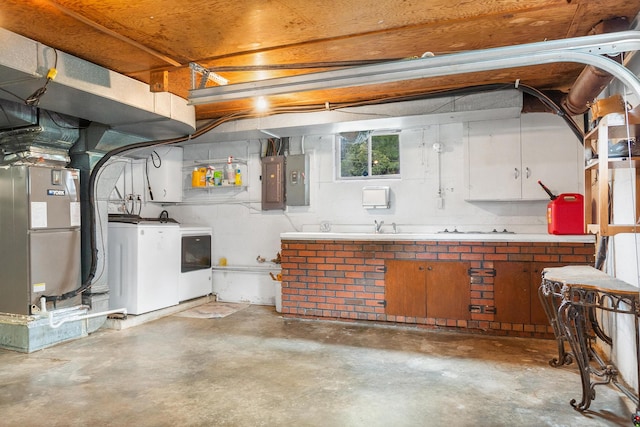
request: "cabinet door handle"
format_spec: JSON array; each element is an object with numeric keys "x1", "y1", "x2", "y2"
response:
[
  {"x1": 525, "y1": 167, "x2": 531, "y2": 178},
  {"x1": 418, "y1": 266, "x2": 424, "y2": 271},
  {"x1": 427, "y1": 266, "x2": 432, "y2": 270},
  {"x1": 514, "y1": 168, "x2": 520, "y2": 179}
]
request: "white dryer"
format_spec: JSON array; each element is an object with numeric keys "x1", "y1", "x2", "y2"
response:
[{"x1": 179, "y1": 226, "x2": 212, "y2": 301}]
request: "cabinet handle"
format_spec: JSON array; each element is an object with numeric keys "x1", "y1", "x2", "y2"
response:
[
  {"x1": 418, "y1": 266, "x2": 424, "y2": 271},
  {"x1": 427, "y1": 266, "x2": 432, "y2": 271},
  {"x1": 525, "y1": 167, "x2": 531, "y2": 178},
  {"x1": 514, "y1": 168, "x2": 520, "y2": 179}
]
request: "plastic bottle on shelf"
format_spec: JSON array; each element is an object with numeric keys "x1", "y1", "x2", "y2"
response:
[
  {"x1": 191, "y1": 167, "x2": 206, "y2": 187},
  {"x1": 213, "y1": 169, "x2": 222, "y2": 186},
  {"x1": 225, "y1": 156, "x2": 235, "y2": 184},
  {"x1": 206, "y1": 166, "x2": 215, "y2": 186},
  {"x1": 235, "y1": 167, "x2": 242, "y2": 186}
]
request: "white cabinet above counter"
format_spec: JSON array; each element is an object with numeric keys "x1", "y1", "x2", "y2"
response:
[{"x1": 464, "y1": 113, "x2": 582, "y2": 201}]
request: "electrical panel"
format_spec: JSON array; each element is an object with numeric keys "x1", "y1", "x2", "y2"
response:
[
  {"x1": 286, "y1": 154, "x2": 309, "y2": 206},
  {"x1": 261, "y1": 155, "x2": 285, "y2": 210}
]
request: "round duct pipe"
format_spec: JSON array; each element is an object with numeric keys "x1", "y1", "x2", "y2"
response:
[{"x1": 562, "y1": 17, "x2": 630, "y2": 116}]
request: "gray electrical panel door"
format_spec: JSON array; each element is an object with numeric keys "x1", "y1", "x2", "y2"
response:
[
  {"x1": 261, "y1": 156, "x2": 285, "y2": 210},
  {"x1": 286, "y1": 154, "x2": 309, "y2": 206}
]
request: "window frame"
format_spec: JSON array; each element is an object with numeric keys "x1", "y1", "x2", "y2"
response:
[{"x1": 335, "y1": 131, "x2": 401, "y2": 180}]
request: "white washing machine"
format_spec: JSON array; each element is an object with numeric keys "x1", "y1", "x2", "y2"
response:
[
  {"x1": 108, "y1": 222, "x2": 180, "y2": 315},
  {"x1": 179, "y1": 226, "x2": 212, "y2": 301}
]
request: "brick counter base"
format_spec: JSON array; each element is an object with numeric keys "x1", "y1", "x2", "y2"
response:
[{"x1": 280, "y1": 239, "x2": 595, "y2": 338}]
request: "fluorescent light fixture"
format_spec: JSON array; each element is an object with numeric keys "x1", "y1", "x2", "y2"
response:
[{"x1": 187, "y1": 31, "x2": 640, "y2": 106}]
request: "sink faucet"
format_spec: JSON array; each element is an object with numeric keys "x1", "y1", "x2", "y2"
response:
[{"x1": 374, "y1": 220, "x2": 384, "y2": 233}]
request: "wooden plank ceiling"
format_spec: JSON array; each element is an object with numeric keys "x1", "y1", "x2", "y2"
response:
[{"x1": 1, "y1": 0, "x2": 639, "y2": 121}]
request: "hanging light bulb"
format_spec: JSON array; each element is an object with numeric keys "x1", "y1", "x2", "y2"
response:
[{"x1": 255, "y1": 96, "x2": 269, "y2": 112}]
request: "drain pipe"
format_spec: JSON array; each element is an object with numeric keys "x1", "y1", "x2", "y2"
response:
[
  {"x1": 562, "y1": 17, "x2": 630, "y2": 116},
  {"x1": 48, "y1": 307, "x2": 127, "y2": 329}
]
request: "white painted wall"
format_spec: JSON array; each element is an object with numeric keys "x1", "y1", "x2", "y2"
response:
[
  {"x1": 121, "y1": 109, "x2": 580, "y2": 305},
  {"x1": 105, "y1": 98, "x2": 586, "y2": 323}
]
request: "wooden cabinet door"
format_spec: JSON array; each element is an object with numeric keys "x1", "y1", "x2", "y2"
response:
[
  {"x1": 494, "y1": 261, "x2": 531, "y2": 324},
  {"x1": 385, "y1": 260, "x2": 427, "y2": 317},
  {"x1": 426, "y1": 261, "x2": 470, "y2": 320}
]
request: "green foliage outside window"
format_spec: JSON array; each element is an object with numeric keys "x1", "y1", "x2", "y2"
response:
[{"x1": 339, "y1": 133, "x2": 400, "y2": 178}]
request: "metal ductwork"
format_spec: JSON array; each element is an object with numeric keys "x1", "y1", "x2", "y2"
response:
[
  {"x1": 561, "y1": 17, "x2": 630, "y2": 116},
  {"x1": 0, "y1": 99, "x2": 80, "y2": 165},
  {"x1": 0, "y1": 28, "x2": 195, "y2": 143}
]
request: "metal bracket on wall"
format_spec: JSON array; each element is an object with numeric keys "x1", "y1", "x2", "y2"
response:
[
  {"x1": 469, "y1": 305, "x2": 497, "y2": 314},
  {"x1": 468, "y1": 268, "x2": 496, "y2": 277}
]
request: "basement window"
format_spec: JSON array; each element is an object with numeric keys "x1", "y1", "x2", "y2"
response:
[{"x1": 336, "y1": 131, "x2": 400, "y2": 179}]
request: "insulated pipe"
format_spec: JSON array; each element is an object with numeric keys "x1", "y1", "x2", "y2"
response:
[
  {"x1": 562, "y1": 17, "x2": 629, "y2": 116},
  {"x1": 562, "y1": 63, "x2": 620, "y2": 115}
]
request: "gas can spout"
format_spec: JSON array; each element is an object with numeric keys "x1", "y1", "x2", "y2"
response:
[{"x1": 537, "y1": 180, "x2": 557, "y2": 200}]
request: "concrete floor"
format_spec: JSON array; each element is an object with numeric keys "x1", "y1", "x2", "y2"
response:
[{"x1": 0, "y1": 304, "x2": 633, "y2": 427}]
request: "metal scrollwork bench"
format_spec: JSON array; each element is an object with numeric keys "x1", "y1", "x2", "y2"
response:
[{"x1": 539, "y1": 265, "x2": 640, "y2": 422}]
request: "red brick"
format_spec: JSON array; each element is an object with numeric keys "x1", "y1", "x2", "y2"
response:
[
  {"x1": 462, "y1": 253, "x2": 488, "y2": 263},
  {"x1": 345, "y1": 271, "x2": 365, "y2": 279},
  {"x1": 572, "y1": 246, "x2": 596, "y2": 254},
  {"x1": 472, "y1": 246, "x2": 496, "y2": 253},
  {"x1": 284, "y1": 243, "x2": 306, "y2": 250},
  {"x1": 484, "y1": 254, "x2": 509, "y2": 261},
  {"x1": 335, "y1": 251, "x2": 355, "y2": 258},
  {"x1": 416, "y1": 252, "x2": 438, "y2": 260},
  {"x1": 336, "y1": 291, "x2": 355, "y2": 298},
  {"x1": 306, "y1": 243, "x2": 327, "y2": 250},
  {"x1": 532, "y1": 255, "x2": 560, "y2": 262}
]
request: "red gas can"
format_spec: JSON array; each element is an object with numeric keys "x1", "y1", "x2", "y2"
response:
[{"x1": 547, "y1": 193, "x2": 584, "y2": 235}]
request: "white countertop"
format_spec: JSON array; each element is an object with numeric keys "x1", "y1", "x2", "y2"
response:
[{"x1": 280, "y1": 232, "x2": 596, "y2": 243}]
